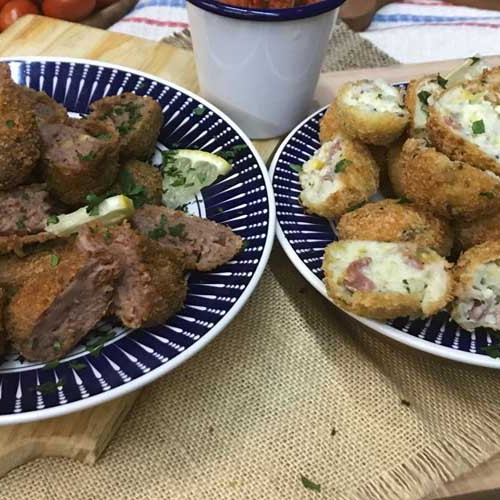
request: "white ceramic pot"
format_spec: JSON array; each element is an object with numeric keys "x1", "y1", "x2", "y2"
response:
[{"x1": 187, "y1": 1, "x2": 345, "y2": 139}]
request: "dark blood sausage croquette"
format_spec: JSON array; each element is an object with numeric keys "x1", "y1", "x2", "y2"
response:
[
  {"x1": 89, "y1": 93, "x2": 163, "y2": 161},
  {"x1": 337, "y1": 199, "x2": 453, "y2": 257},
  {"x1": 20, "y1": 87, "x2": 68, "y2": 126},
  {"x1": 0, "y1": 64, "x2": 41, "y2": 190},
  {"x1": 40, "y1": 118, "x2": 120, "y2": 206},
  {"x1": 399, "y1": 138, "x2": 500, "y2": 220}
]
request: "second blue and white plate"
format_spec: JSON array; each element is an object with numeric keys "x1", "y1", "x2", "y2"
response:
[{"x1": 270, "y1": 103, "x2": 500, "y2": 369}]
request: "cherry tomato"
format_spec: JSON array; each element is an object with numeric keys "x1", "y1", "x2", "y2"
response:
[
  {"x1": 42, "y1": 0, "x2": 95, "y2": 22},
  {"x1": 96, "y1": 0, "x2": 117, "y2": 8},
  {"x1": 0, "y1": 0, "x2": 39, "y2": 31}
]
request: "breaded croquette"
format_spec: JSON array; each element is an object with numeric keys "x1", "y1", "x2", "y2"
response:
[
  {"x1": 455, "y1": 211, "x2": 500, "y2": 250},
  {"x1": 319, "y1": 103, "x2": 340, "y2": 144},
  {"x1": 337, "y1": 199, "x2": 453, "y2": 256},
  {"x1": 405, "y1": 76, "x2": 440, "y2": 138},
  {"x1": 333, "y1": 79, "x2": 408, "y2": 146},
  {"x1": 299, "y1": 135, "x2": 379, "y2": 219},
  {"x1": 386, "y1": 137, "x2": 405, "y2": 197},
  {"x1": 323, "y1": 240, "x2": 453, "y2": 320},
  {"x1": 451, "y1": 240, "x2": 500, "y2": 332},
  {"x1": 0, "y1": 289, "x2": 5, "y2": 358},
  {"x1": 399, "y1": 138, "x2": 500, "y2": 220}
]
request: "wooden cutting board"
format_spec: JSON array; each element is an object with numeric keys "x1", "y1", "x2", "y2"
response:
[{"x1": 0, "y1": 14, "x2": 499, "y2": 499}]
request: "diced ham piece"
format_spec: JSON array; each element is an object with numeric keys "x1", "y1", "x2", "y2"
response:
[
  {"x1": 405, "y1": 256, "x2": 424, "y2": 270},
  {"x1": 469, "y1": 300, "x2": 487, "y2": 321},
  {"x1": 343, "y1": 257, "x2": 376, "y2": 293}
]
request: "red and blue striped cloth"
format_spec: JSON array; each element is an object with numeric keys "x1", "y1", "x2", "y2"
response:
[{"x1": 109, "y1": 0, "x2": 500, "y2": 63}]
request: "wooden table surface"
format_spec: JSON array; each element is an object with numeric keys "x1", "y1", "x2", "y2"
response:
[{"x1": 0, "y1": 14, "x2": 499, "y2": 500}]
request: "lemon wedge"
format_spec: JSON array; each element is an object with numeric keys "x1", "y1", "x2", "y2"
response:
[
  {"x1": 162, "y1": 149, "x2": 232, "y2": 209},
  {"x1": 45, "y1": 195, "x2": 135, "y2": 237}
]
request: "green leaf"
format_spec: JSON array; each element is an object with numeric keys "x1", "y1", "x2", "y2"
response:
[
  {"x1": 47, "y1": 214, "x2": 60, "y2": 225},
  {"x1": 30, "y1": 378, "x2": 65, "y2": 394},
  {"x1": 168, "y1": 223, "x2": 185, "y2": 237},
  {"x1": 335, "y1": 159, "x2": 352, "y2": 173},
  {"x1": 193, "y1": 105, "x2": 205, "y2": 116},
  {"x1": 481, "y1": 344, "x2": 500, "y2": 358},
  {"x1": 86, "y1": 331, "x2": 116, "y2": 358},
  {"x1": 289, "y1": 163, "x2": 302, "y2": 173},
  {"x1": 53, "y1": 339, "x2": 62, "y2": 351},
  {"x1": 68, "y1": 362, "x2": 87, "y2": 371},
  {"x1": 77, "y1": 151, "x2": 96, "y2": 162},
  {"x1": 301, "y1": 475, "x2": 321, "y2": 493},
  {"x1": 50, "y1": 254, "x2": 60, "y2": 267},
  {"x1": 480, "y1": 191, "x2": 494, "y2": 199},
  {"x1": 148, "y1": 214, "x2": 168, "y2": 240},
  {"x1": 471, "y1": 56, "x2": 481, "y2": 65},
  {"x1": 6, "y1": 119, "x2": 14, "y2": 128},
  {"x1": 472, "y1": 119, "x2": 485, "y2": 135},
  {"x1": 43, "y1": 360, "x2": 60, "y2": 370},
  {"x1": 437, "y1": 74, "x2": 448, "y2": 88},
  {"x1": 417, "y1": 90, "x2": 431, "y2": 106}
]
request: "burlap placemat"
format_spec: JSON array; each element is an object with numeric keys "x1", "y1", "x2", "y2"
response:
[{"x1": 3, "y1": 21, "x2": 500, "y2": 500}]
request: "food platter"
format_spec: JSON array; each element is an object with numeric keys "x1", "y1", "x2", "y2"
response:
[
  {"x1": 270, "y1": 97, "x2": 500, "y2": 369},
  {"x1": 0, "y1": 57, "x2": 276, "y2": 425}
]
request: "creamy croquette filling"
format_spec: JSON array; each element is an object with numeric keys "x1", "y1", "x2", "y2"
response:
[
  {"x1": 343, "y1": 79, "x2": 407, "y2": 117},
  {"x1": 435, "y1": 86, "x2": 500, "y2": 161},
  {"x1": 454, "y1": 262, "x2": 500, "y2": 330},
  {"x1": 327, "y1": 242, "x2": 448, "y2": 310},
  {"x1": 414, "y1": 79, "x2": 440, "y2": 130},
  {"x1": 299, "y1": 139, "x2": 346, "y2": 203}
]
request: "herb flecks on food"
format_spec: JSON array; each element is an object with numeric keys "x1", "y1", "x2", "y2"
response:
[
  {"x1": 472, "y1": 119, "x2": 485, "y2": 135},
  {"x1": 53, "y1": 339, "x2": 62, "y2": 351},
  {"x1": 347, "y1": 202, "x2": 365, "y2": 212},
  {"x1": 50, "y1": 254, "x2": 60, "y2": 267},
  {"x1": 77, "y1": 151, "x2": 96, "y2": 162},
  {"x1": 16, "y1": 216, "x2": 26, "y2": 230},
  {"x1": 103, "y1": 230, "x2": 112, "y2": 244},
  {"x1": 301, "y1": 476, "x2": 321, "y2": 493},
  {"x1": 47, "y1": 214, "x2": 60, "y2": 225},
  {"x1": 418, "y1": 90, "x2": 431, "y2": 106},
  {"x1": 193, "y1": 105, "x2": 205, "y2": 116},
  {"x1": 437, "y1": 74, "x2": 448, "y2": 88},
  {"x1": 402, "y1": 279, "x2": 411, "y2": 293},
  {"x1": 482, "y1": 344, "x2": 500, "y2": 358},
  {"x1": 217, "y1": 144, "x2": 248, "y2": 163},
  {"x1": 148, "y1": 214, "x2": 168, "y2": 240},
  {"x1": 240, "y1": 240, "x2": 248, "y2": 251},
  {"x1": 85, "y1": 330, "x2": 116, "y2": 358},
  {"x1": 168, "y1": 223, "x2": 185, "y2": 237},
  {"x1": 69, "y1": 362, "x2": 87, "y2": 371},
  {"x1": 480, "y1": 191, "x2": 494, "y2": 199},
  {"x1": 114, "y1": 102, "x2": 143, "y2": 136},
  {"x1": 335, "y1": 159, "x2": 352, "y2": 173},
  {"x1": 86, "y1": 193, "x2": 109, "y2": 216},
  {"x1": 6, "y1": 119, "x2": 14, "y2": 129},
  {"x1": 43, "y1": 360, "x2": 60, "y2": 370},
  {"x1": 119, "y1": 168, "x2": 150, "y2": 208},
  {"x1": 30, "y1": 378, "x2": 65, "y2": 394},
  {"x1": 289, "y1": 163, "x2": 302, "y2": 173},
  {"x1": 471, "y1": 56, "x2": 481, "y2": 65}
]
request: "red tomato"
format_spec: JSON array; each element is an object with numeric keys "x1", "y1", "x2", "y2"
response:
[
  {"x1": 42, "y1": 0, "x2": 95, "y2": 21},
  {"x1": 96, "y1": 0, "x2": 117, "y2": 8},
  {"x1": 0, "y1": 0, "x2": 39, "y2": 31}
]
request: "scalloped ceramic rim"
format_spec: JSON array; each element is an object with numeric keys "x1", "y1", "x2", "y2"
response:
[
  {"x1": 270, "y1": 101, "x2": 500, "y2": 369},
  {"x1": 0, "y1": 56, "x2": 276, "y2": 425}
]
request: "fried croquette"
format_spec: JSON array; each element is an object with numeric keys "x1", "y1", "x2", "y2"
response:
[
  {"x1": 428, "y1": 79, "x2": 500, "y2": 176},
  {"x1": 5, "y1": 244, "x2": 120, "y2": 361},
  {"x1": 455, "y1": 211, "x2": 500, "y2": 250},
  {"x1": 399, "y1": 138, "x2": 500, "y2": 220},
  {"x1": 323, "y1": 240, "x2": 453, "y2": 320},
  {"x1": 41, "y1": 118, "x2": 120, "y2": 206},
  {"x1": 299, "y1": 135, "x2": 379, "y2": 219},
  {"x1": 112, "y1": 159, "x2": 163, "y2": 206},
  {"x1": 89, "y1": 93, "x2": 163, "y2": 161},
  {"x1": 0, "y1": 63, "x2": 41, "y2": 190},
  {"x1": 0, "y1": 288, "x2": 5, "y2": 358},
  {"x1": 319, "y1": 103, "x2": 341, "y2": 144},
  {"x1": 387, "y1": 137, "x2": 405, "y2": 197},
  {"x1": 405, "y1": 76, "x2": 440, "y2": 138},
  {"x1": 337, "y1": 199, "x2": 453, "y2": 256},
  {"x1": 451, "y1": 240, "x2": 500, "y2": 332},
  {"x1": 20, "y1": 87, "x2": 68, "y2": 126},
  {"x1": 333, "y1": 79, "x2": 409, "y2": 146}
]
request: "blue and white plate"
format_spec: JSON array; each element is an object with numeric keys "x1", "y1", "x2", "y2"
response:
[
  {"x1": 0, "y1": 57, "x2": 276, "y2": 424},
  {"x1": 270, "y1": 101, "x2": 500, "y2": 369}
]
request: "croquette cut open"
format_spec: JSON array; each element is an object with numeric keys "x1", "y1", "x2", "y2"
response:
[
  {"x1": 299, "y1": 135, "x2": 379, "y2": 219},
  {"x1": 323, "y1": 240, "x2": 453, "y2": 320},
  {"x1": 452, "y1": 240, "x2": 500, "y2": 332},
  {"x1": 334, "y1": 79, "x2": 409, "y2": 146}
]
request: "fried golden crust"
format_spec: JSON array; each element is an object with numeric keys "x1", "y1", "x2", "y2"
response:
[
  {"x1": 428, "y1": 103, "x2": 500, "y2": 176},
  {"x1": 405, "y1": 76, "x2": 437, "y2": 138},
  {"x1": 333, "y1": 83, "x2": 408, "y2": 146},
  {"x1": 455, "y1": 211, "x2": 500, "y2": 250},
  {"x1": 322, "y1": 241, "x2": 453, "y2": 319},
  {"x1": 319, "y1": 103, "x2": 340, "y2": 144},
  {"x1": 399, "y1": 138, "x2": 500, "y2": 220},
  {"x1": 0, "y1": 64, "x2": 41, "y2": 191},
  {"x1": 0, "y1": 288, "x2": 5, "y2": 357},
  {"x1": 300, "y1": 135, "x2": 379, "y2": 219},
  {"x1": 386, "y1": 137, "x2": 405, "y2": 197},
  {"x1": 337, "y1": 199, "x2": 453, "y2": 256}
]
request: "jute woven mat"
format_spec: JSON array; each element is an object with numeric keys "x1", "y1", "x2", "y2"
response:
[{"x1": 3, "y1": 21, "x2": 500, "y2": 500}]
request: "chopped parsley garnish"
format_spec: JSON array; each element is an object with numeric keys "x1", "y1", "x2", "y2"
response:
[
  {"x1": 77, "y1": 151, "x2": 96, "y2": 162},
  {"x1": 217, "y1": 207, "x2": 224, "y2": 213},
  {"x1": 53, "y1": 339, "x2": 62, "y2": 351},
  {"x1": 103, "y1": 230, "x2": 112, "y2": 244},
  {"x1": 335, "y1": 159, "x2": 352, "y2": 173},
  {"x1": 46, "y1": 215, "x2": 59, "y2": 225},
  {"x1": 289, "y1": 163, "x2": 302, "y2": 173},
  {"x1": 471, "y1": 56, "x2": 481, "y2": 65},
  {"x1": 437, "y1": 74, "x2": 448, "y2": 88},
  {"x1": 168, "y1": 223, "x2": 185, "y2": 237},
  {"x1": 50, "y1": 254, "x2": 60, "y2": 267},
  {"x1": 417, "y1": 90, "x2": 431, "y2": 106},
  {"x1": 148, "y1": 214, "x2": 168, "y2": 240},
  {"x1": 397, "y1": 196, "x2": 411, "y2": 204},
  {"x1": 197, "y1": 172, "x2": 207, "y2": 184},
  {"x1": 43, "y1": 360, "x2": 60, "y2": 370},
  {"x1": 171, "y1": 176, "x2": 186, "y2": 187},
  {"x1": 86, "y1": 193, "x2": 109, "y2": 216},
  {"x1": 217, "y1": 144, "x2": 248, "y2": 163},
  {"x1": 482, "y1": 344, "x2": 500, "y2": 358},
  {"x1": 69, "y1": 361, "x2": 87, "y2": 371},
  {"x1": 300, "y1": 476, "x2": 321, "y2": 493},
  {"x1": 6, "y1": 119, "x2": 14, "y2": 128},
  {"x1": 115, "y1": 102, "x2": 143, "y2": 136},
  {"x1": 402, "y1": 279, "x2": 411, "y2": 293},
  {"x1": 193, "y1": 105, "x2": 205, "y2": 116},
  {"x1": 21, "y1": 191, "x2": 29, "y2": 200},
  {"x1": 240, "y1": 240, "x2": 248, "y2": 251},
  {"x1": 97, "y1": 132, "x2": 112, "y2": 140},
  {"x1": 480, "y1": 191, "x2": 494, "y2": 199},
  {"x1": 346, "y1": 202, "x2": 365, "y2": 212},
  {"x1": 85, "y1": 330, "x2": 116, "y2": 358},
  {"x1": 472, "y1": 119, "x2": 485, "y2": 135},
  {"x1": 30, "y1": 378, "x2": 65, "y2": 394},
  {"x1": 119, "y1": 168, "x2": 150, "y2": 208},
  {"x1": 16, "y1": 216, "x2": 26, "y2": 230}
]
